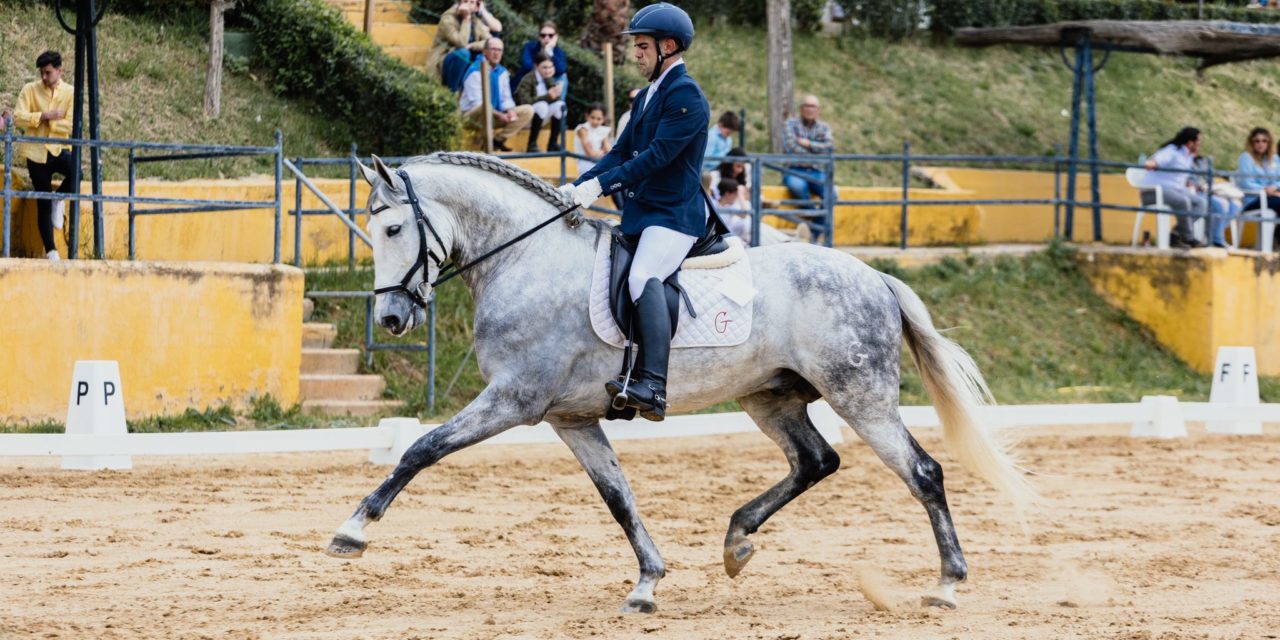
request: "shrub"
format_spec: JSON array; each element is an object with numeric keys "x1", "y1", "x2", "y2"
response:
[
  {"x1": 241, "y1": 0, "x2": 459, "y2": 155},
  {"x1": 929, "y1": 0, "x2": 1280, "y2": 33},
  {"x1": 633, "y1": 0, "x2": 826, "y2": 32},
  {"x1": 856, "y1": 0, "x2": 931, "y2": 39}
]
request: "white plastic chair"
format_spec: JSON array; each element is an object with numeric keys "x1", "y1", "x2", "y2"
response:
[
  {"x1": 1239, "y1": 185, "x2": 1277, "y2": 252},
  {"x1": 1127, "y1": 168, "x2": 1173, "y2": 249}
]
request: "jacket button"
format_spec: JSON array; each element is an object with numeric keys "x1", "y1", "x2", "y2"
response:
[
  {"x1": 632, "y1": 151, "x2": 639, "y2": 158},
  {"x1": 627, "y1": 191, "x2": 635, "y2": 198}
]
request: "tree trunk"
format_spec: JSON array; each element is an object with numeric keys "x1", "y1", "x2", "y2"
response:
[
  {"x1": 204, "y1": 0, "x2": 235, "y2": 119},
  {"x1": 580, "y1": 0, "x2": 631, "y2": 54},
  {"x1": 767, "y1": 0, "x2": 794, "y2": 153}
]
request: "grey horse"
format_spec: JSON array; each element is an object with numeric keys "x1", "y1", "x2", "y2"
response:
[{"x1": 325, "y1": 152, "x2": 1034, "y2": 613}]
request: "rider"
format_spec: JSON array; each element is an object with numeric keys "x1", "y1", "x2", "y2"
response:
[{"x1": 559, "y1": 3, "x2": 709, "y2": 422}]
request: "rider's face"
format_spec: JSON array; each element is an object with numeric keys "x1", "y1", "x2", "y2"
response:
[{"x1": 633, "y1": 35, "x2": 661, "y2": 78}]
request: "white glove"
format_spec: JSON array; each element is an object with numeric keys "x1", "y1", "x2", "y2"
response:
[{"x1": 559, "y1": 178, "x2": 603, "y2": 208}]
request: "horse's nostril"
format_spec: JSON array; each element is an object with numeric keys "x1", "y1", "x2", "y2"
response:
[{"x1": 380, "y1": 315, "x2": 401, "y2": 330}]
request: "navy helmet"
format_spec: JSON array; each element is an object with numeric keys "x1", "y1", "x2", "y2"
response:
[{"x1": 624, "y1": 3, "x2": 695, "y2": 53}]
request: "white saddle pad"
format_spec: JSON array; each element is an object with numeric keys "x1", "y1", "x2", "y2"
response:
[{"x1": 589, "y1": 234, "x2": 755, "y2": 349}]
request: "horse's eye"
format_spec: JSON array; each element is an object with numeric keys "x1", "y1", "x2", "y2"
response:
[{"x1": 387, "y1": 225, "x2": 402, "y2": 238}]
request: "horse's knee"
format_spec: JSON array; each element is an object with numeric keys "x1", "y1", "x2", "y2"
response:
[
  {"x1": 909, "y1": 451, "x2": 947, "y2": 505},
  {"x1": 799, "y1": 445, "x2": 841, "y2": 487}
]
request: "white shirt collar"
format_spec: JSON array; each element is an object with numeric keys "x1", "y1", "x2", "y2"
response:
[{"x1": 642, "y1": 59, "x2": 684, "y2": 111}]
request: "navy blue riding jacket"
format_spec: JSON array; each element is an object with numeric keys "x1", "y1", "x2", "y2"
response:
[{"x1": 575, "y1": 63, "x2": 711, "y2": 237}]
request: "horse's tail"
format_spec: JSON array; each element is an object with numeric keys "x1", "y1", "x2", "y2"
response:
[{"x1": 880, "y1": 273, "x2": 1038, "y2": 513}]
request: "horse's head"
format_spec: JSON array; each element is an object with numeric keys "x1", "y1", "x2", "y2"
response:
[{"x1": 359, "y1": 155, "x2": 452, "y2": 336}]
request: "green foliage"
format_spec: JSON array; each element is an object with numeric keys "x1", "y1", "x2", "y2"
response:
[
  {"x1": 856, "y1": 0, "x2": 929, "y2": 39},
  {"x1": 929, "y1": 0, "x2": 1280, "y2": 33},
  {"x1": 242, "y1": 0, "x2": 460, "y2": 155},
  {"x1": 634, "y1": 0, "x2": 826, "y2": 32}
]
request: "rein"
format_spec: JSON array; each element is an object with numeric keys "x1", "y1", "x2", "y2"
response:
[{"x1": 373, "y1": 168, "x2": 580, "y2": 308}]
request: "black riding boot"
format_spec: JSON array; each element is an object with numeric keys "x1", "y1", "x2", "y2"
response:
[
  {"x1": 605, "y1": 278, "x2": 671, "y2": 421},
  {"x1": 546, "y1": 116, "x2": 564, "y2": 152},
  {"x1": 526, "y1": 114, "x2": 544, "y2": 153}
]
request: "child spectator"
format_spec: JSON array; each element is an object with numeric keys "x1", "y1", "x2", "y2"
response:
[
  {"x1": 574, "y1": 103, "x2": 611, "y2": 177},
  {"x1": 703, "y1": 111, "x2": 741, "y2": 172},
  {"x1": 515, "y1": 52, "x2": 565, "y2": 153}
]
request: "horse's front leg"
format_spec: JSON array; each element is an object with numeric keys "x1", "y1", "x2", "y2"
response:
[
  {"x1": 553, "y1": 421, "x2": 666, "y2": 614},
  {"x1": 326, "y1": 384, "x2": 545, "y2": 558}
]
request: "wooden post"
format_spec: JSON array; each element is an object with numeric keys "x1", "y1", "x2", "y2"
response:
[
  {"x1": 481, "y1": 58, "x2": 494, "y2": 154},
  {"x1": 603, "y1": 42, "x2": 616, "y2": 130},
  {"x1": 204, "y1": 0, "x2": 236, "y2": 119},
  {"x1": 363, "y1": 0, "x2": 375, "y2": 34},
  {"x1": 767, "y1": 0, "x2": 795, "y2": 153}
]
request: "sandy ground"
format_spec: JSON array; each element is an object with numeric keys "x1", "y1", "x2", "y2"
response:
[{"x1": 2, "y1": 424, "x2": 1279, "y2": 640}]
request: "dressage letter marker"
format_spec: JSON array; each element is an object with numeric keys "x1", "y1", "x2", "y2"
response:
[
  {"x1": 1207, "y1": 346, "x2": 1262, "y2": 435},
  {"x1": 62, "y1": 360, "x2": 132, "y2": 470}
]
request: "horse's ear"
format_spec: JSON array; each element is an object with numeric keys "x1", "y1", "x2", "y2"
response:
[
  {"x1": 356, "y1": 158, "x2": 379, "y2": 186},
  {"x1": 371, "y1": 154, "x2": 398, "y2": 190}
]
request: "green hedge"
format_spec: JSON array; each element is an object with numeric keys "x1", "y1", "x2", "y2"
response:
[
  {"x1": 929, "y1": 0, "x2": 1280, "y2": 33},
  {"x1": 241, "y1": 0, "x2": 459, "y2": 155},
  {"x1": 634, "y1": 0, "x2": 826, "y2": 32}
]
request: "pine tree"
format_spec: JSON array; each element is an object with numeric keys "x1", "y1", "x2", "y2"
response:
[{"x1": 579, "y1": 0, "x2": 631, "y2": 56}]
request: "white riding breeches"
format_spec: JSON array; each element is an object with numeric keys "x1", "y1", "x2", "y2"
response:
[{"x1": 628, "y1": 226, "x2": 697, "y2": 302}]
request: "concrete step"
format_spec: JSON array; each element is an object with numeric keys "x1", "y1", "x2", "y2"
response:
[
  {"x1": 338, "y1": 1, "x2": 413, "y2": 24},
  {"x1": 301, "y1": 348, "x2": 361, "y2": 375},
  {"x1": 302, "y1": 322, "x2": 338, "y2": 349},
  {"x1": 302, "y1": 399, "x2": 405, "y2": 417},
  {"x1": 384, "y1": 45, "x2": 430, "y2": 67},
  {"x1": 300, "y1": 374, "x2": 386, "y2": 401},
  {"x1": 370, "y1": 22, "x2": 435, "y2": 47}
]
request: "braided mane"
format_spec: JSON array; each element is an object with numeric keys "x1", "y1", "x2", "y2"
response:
[{"x1": 402, "y1": 152, "x2": 585, "y2": 227}]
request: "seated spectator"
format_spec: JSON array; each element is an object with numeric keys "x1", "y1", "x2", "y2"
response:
[
  {"x1": 512, "y1": 21, "x2": 567, "y2": 95},
  {"x1": 614, "y1": 87, "x2": 643, "y2": 144},
  {"x1": 1144, "y1": 127, "x2": 1207, "y2": 249},
  {"x1": 717, "y1": 178, "x2": 808, "y2": 246},
  {"x1": 703, "y1": 111, "x2": 741, "y2": 172},
  {"x1": 782, "y1": 94, "x2": 836, "y2": 243},
  {"x1": 459, "y1": 38, "x2": 533, "y2": 153},
  {"x1": 574, "y1": 103, "x2": 611, "y2": 177},
  {"x1": 428, "y1": 0, "x2": 493, "y2": 92},
  {"x1": 14, "y1": 50, "x2": 75, "y2": 261},
  {"x1": 1236, "y1": 127, "x2": 1280, "y2": 233},
  {"x1": 515, "y1": 52, "x2": 565, "y2": 153},
  {"x1": 709, "y1": 146, "x2": 752, "y2": 202},
  {"x1": 1191, "y1": 154, "x2": 1241, "y2": 248}
]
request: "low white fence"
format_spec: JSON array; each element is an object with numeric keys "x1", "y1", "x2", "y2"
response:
[{"x1": 0, "y1": 397, "x2": 1272, "y2": 470}]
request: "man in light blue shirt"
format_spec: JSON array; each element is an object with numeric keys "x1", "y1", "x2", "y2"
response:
[
  {"x1": 460, "y1": 38, "x2": 533, "y2": 152},
  {"x1": 702, "y1": 111, "x2": 740, "y2": 172},
  {"x1": 1144, "y1": 127, "x2": 1206, "y2": 248}
]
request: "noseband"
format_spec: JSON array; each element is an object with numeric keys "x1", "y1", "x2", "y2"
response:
[{"x1": 372, "y1": 168, "x2": 581, "y2": 310}]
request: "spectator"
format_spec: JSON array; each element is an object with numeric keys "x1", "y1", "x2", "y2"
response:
[
  {"x1": 703, "y1": 111, "x2": 740, "y2": 172},
  {"x1": 574, "y1": 103, "x2": 611, "y2": 177},
  {"x1": 709, "y1": 146, "x2": 752, "y2": 202},
  {"x1": 1144, "y1": 127, "x2": 1207, "y2": 249},
  {"x1": 459, "y1": 38, "x2": 533, "y2": 153},
  {"x1": 716, "y1": 177, "x2": 807, "y2": 246},
  {"x1": 614, "y1": 87, "x2": 643, "y2": 144},
  {"x1": 781, "y1": 94, "x2": 835, "y2": 243},
  {"x1": 14, "y1": 50, "x2": 74, "y2": 261},
  {"x1": 512, "y1": 21, "x2": 567, "y2": 95},
  {"x1": 1236, "y1": 127, "x2": 1280, "y2": 240},
  {"x1": 1191, "y1": 154, "x2": 1241, "y2": 249},
  {"x1": 1, "y1": 108, "x2": 10, "y2": 132},
  {"x1": 515, "y1": 52, "x2": 565, "y2": 153},
  {"x1": 429, "y1": 0, "x2": 492, "y2": 92}
]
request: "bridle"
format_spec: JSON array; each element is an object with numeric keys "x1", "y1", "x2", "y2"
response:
[{"x1": 372, "y1": 168, "x2": 580, "y2": 309}]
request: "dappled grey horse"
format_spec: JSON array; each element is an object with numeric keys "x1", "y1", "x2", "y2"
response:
[{"x1": 325, "y1": 152, "x2": 1034, "y2": 613}]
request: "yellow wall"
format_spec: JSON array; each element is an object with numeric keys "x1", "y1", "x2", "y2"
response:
[
  {"x1": 0, "y1": 259, "x2": 303, "y2": 424},
  {"x1": 1077, "y1": 247, "x2": 1280, "y2": 374},
  {"x1": 10, "y1": 179, "x2": 373, "y2": 265},
  {"x1": 760, "y1": 185, "x2": 980, "y2": 246}
]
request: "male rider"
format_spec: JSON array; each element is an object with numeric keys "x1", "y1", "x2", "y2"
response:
[{"x1": 559, "y1": 3, "x2": 709, "y2": 422}]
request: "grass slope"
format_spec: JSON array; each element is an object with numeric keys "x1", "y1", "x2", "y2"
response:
[
  {"x1": 0, "y1": 3, "x2": 348, "y2": 180},
  {"x1": 684, "y1": 24, "x2": 1280, "y2": 185}
]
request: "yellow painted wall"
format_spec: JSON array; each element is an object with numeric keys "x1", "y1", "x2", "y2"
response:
[
  {"x1": 0, "y1": 259, "x2": 303, "y2": 424},
  {"x1": 760, "y1": 185, "x2": 980, "y2": 246},
  {"x1": 1077, "y1": 247, "x2": 1280, "y2": 374},
  {"x1": 10, "y1": 179, "x2": 373, "y2": 265}
]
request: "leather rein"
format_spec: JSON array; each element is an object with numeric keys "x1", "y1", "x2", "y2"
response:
[{"x1": 372, "y1": 169, "x2": 581, "y2": 308}]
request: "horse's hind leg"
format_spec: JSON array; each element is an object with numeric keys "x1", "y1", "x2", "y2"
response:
[
  {"x1": 724, "y1": 389, "x2": 841, "y2": 578},
  {"x1": 326, "y1": 384, "x2": 542, "y2": 558},
  {"x1": 831, "y1": 399, "x2": 967, "y2": 608},
  {"x1": 553, "y1": 421, "x2": 665, "y2": 614}
]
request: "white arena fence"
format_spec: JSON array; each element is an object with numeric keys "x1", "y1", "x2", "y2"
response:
[{"x1": 0, "y1": 398, "x2": 1273, "y2": 469}]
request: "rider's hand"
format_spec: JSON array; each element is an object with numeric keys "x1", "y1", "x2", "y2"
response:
[{"x1": 559, "y1": 179, "x2": 602, "y2": 208}]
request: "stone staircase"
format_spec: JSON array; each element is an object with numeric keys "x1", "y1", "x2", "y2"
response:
[
  {"x1": 328, "y1": 0, "x2": 436, "y2": 67},
  {"x1": 300, "y1": 316, "x2": 404, "y2": 418}
]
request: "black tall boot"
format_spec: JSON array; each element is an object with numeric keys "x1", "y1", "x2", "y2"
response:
[
  {"x1": 546, "y1": 116, "x2": 564, "y2": 152},
  {"x1": 605, "y1": 278, "x2": 671, "y2": 421},
  {"x1": 526, "y1": 114, "x2": 544, "y2": 153}
]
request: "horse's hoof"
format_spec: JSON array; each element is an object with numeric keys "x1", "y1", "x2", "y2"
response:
[
  {"x1": 920, "y1": 595, "x2": 957, "y2": 610},
  {"x1": 723, "y1": 537, "x2": 755, "y2": 578},
  {"x1": 325, "y1": 534, "x2": 367, "y2": 559},
  {"x1": 620, "y1": 598, "x2": 657, "y2": 614}
]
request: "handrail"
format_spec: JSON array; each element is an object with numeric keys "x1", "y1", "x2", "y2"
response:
[{"x1": 283, "y1": 158, "x2": 373, "y2": 249}]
